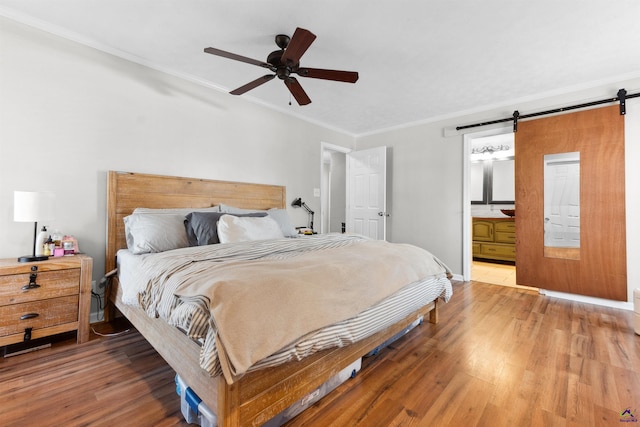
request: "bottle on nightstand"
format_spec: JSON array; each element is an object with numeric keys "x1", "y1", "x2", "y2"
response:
[{"x1": 35, "y1": 226, "x2": 48, "y2": 257}]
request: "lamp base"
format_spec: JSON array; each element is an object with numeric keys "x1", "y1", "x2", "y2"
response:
[{"x1": 17, "y1": 255, "x2": 49, "y2": 263}]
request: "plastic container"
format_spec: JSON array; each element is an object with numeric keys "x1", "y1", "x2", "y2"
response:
[
  {"x1": 263, "y1": 358, "x2": 362, "y2": 427},
  {"x1": 175, "y1": 375, "x2": 217, "y2": 427}
]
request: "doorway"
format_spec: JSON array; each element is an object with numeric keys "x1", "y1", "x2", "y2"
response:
[
  {"x1": 320, "y1": 142, "x2": 350, "y2": 234},
  {"x1": 320, "y1": 143, "x2": 388, "y2": 240},
  {"x1": 464, "y1": 129, "x2": 520, "y2": 288}
]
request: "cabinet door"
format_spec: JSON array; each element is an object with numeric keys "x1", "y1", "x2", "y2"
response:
[{"x1": 472, "y1": 221, "x2": 493, "y2": 242}]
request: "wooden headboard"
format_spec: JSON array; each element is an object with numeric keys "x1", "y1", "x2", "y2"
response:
[{"x1": 105, "y1": 171, "x2": 286, "y2": 273}]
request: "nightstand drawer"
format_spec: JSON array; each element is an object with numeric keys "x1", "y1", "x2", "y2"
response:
[
  {"x1": 0, "y1": 295, "x2": 79, "y2": 337},
  {"x1": 0, "y1": 269, "x2": 80, "y2": 304}
]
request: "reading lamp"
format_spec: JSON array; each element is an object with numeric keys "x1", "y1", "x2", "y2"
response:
[
  {"x1": 14, "y1": 191, "x2": 55, "y2": 263},
  {"x1": 291, "y1": 197, "x2": 314, "y2": 231}
]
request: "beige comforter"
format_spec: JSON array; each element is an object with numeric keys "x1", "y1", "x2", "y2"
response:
[{"x1": 135, "y1": 234, "x2": 450, "y2": 383}]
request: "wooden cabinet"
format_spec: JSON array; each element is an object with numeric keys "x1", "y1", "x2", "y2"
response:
[
  {"x1": 0, "y1": 254, "x2": 92, "y2": 347},
  {"x1": 472, "y1": 218, "x2": 515, "y2": 262}
]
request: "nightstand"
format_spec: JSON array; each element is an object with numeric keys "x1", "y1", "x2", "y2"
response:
[{"x1": 0, "y1": 254, "x2": 92, "y2": 347}]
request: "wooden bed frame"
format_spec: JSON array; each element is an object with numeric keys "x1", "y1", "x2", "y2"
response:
[{"x1": 105, "y1": 170, "x2": 439, "y2": 426}]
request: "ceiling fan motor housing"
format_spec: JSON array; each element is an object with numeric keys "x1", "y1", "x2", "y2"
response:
[{"x1": 267, "y1": 49, "x2": 296, "y2": 80}]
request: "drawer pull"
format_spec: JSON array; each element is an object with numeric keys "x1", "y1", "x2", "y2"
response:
[
  {"x1": 24, "y1": 327, "x2": 33, "y2": 341},
  {"x1": 21, "y1": 273, "x2": 41, "y2": 291},
  {"x1": 20, "y1": 313, "x2": 40, "y2": 320}
]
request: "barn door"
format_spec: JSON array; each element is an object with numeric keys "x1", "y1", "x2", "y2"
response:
[{"x1": 515, "y1": 105, "x2": 627, "y2": 301}]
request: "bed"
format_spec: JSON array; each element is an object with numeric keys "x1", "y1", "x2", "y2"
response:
[{"x1": 104, "y1": 170, "x2": 452, "y2": 426}]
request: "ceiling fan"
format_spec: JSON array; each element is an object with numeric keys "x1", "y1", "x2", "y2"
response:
[{"x1": 204, "y1": 27, "x2": 359, "y2": 106}]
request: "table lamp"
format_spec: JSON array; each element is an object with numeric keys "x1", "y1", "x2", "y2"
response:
[
  {"x1": 291, "y1": 197, "x2": 314, "y2": 231},
  {"x1": 14, "y1": 191, "x2": 55, "y2": 262}
]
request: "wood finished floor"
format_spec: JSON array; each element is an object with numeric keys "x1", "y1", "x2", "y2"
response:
[{"x1": 1, "y1": 280, "x2": 639, "y2": 427}]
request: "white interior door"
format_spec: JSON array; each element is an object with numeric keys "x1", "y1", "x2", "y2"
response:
[{"x1": 346, "y1": 146, "x2": 387, "y2": 240}]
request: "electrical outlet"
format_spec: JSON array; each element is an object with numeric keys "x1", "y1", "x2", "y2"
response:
[
  {"x1": 313, "y1": 188, "x2": 320, "y2": 197},
  {"x1": 91, "y1": 280, "x2": 96, "y2": 289}
]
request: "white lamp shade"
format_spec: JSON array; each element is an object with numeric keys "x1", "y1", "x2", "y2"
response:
[{"x1": 14, "y1": 191, "x2": 55, "y2": 222}]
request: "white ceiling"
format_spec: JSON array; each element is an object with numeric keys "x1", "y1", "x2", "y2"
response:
[{"x1": 2, "y1": 1, "x2": 640, "y2": 136}]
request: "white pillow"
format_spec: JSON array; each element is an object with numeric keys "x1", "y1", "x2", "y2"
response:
[
  {"x1": 123, "y1": 213, "x2": 189, "y2": 254},
  {"x1": 217, "y1": 214, "x2": 284, "y2": 244}
]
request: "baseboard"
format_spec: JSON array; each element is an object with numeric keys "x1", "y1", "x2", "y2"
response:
[{"x1": 451, "y1": 273, "x2": 464, "y2": 282}]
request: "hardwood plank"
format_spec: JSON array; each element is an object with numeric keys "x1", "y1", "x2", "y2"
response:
[{"x1": 2, "y1": 280, "x2": 639, "y2": 427}]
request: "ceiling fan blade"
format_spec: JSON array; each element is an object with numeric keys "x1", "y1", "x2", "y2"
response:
[
  {"x1": 281, "y1": 27, "x2": 316, "y2": 66},
  {"x1": 296, "y1": 68, "x2": 359, "y2": 83},
  {"x1": 230, "y1": 74, "x2": 275, "y2": 95},
  {"x1": 284, "y1": 77, "x2": 311, "y2": 105},
  {"x1": 204, "y1": 47, "x2": 272, "y2": 69}
]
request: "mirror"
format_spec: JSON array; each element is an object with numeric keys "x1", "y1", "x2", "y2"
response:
[
  {"x1": 470, "y1": 162, "x2": 487, "y2": 204},
  {"x1": 489, "y1": 158, "x2": 515, "y2": 204},
  {"x1": 543, "y1": 152, "x2": 580, "y2": 259},
  {"x1": 470, "y1": 157, "x2": 515, "y2": 204}
]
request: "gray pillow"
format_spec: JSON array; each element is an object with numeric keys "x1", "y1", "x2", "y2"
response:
[
  {"x1": 184, "y1": 211, "x2": 267, "y2": 246},
  {"x1": 267, "y1": 208, "x2": 298, "y2": 237}
]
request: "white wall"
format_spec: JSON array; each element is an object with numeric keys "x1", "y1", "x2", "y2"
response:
[
  {"x1": 356, "y1": 79, "x2": 640, "y2": 304},
  {"x1": 0, "y1": 17, "x2": 355, "y2": 315}
]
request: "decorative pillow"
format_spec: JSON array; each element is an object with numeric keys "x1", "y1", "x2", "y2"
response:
[
  {"x1": 217, "y1": 214, "x2": 285, "y2": 244},
  {"x1": 267, "y1": 208, "x2": 298, "y2": 237},
  {"x1": 184, "y1": 211, "x2": 267, "y2": 246},
  {"x1": 123, "y1": 213, "x2": 190, "y2": 254}
]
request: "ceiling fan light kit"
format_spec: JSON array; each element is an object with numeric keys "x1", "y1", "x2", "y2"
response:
[{"x1": 204, "y1": 27, "x2": 359, "y2": 105}]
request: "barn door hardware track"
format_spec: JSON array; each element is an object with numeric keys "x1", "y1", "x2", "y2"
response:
[{"x1": 456, "y1": 88, "x2": 639, "y2": 132}]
